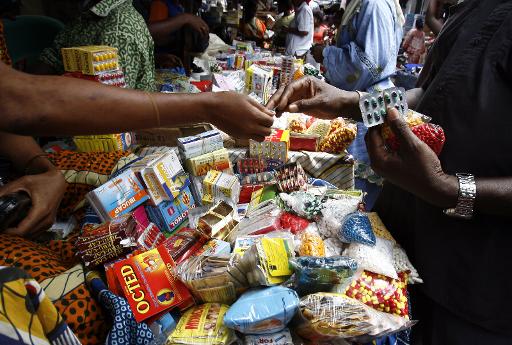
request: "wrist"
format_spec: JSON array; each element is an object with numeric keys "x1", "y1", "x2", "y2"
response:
[
  {"x1": 435, "y1": 174, "x2": 459, "y2": 208},
  {"x1": 339, "y1": 90, "x2": 361, "y2": 119},
  {"x1": 175, "y1": 13, "x2": 188, "y2": 27},
  {"x1": 194, "y1": 92, "x2": 215, "y2": 124},
  {"x1": 24, "y1": 154, "x2": 55, "y2": 175}
]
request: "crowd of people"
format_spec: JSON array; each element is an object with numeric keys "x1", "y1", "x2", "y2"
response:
[{"x1": 1, "y1": 0, "x2": 512, "y2": 344}]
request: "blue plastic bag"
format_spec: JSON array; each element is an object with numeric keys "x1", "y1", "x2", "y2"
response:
[
  {"x1": 338, "y1": 211, "x2": 377, "y2": 246},
  {"x1": 223, "y1": 286, "x2": 299, "y2": 334}
]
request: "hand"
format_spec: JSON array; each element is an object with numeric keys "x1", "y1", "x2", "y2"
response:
[
  {"x1": 208, "y1": 92, "x2": 275, "y2": 141},
  {"x1": 366, "y1": 108, "x2": 458, "y2": 208},
  {"x1": 185, "y1": 14, "x2": 209, "y2": 38},
  {"x1": 267, "y1": 76, "x2": 356, "y2": 120},
  {"x1": 0, "y1": 169, "x2": 66, "y2": 237},
  {"x1": 155, "y1": 54, "x2": 183, "y2": 68},
  {"x1": 311, "y1": 44, "x2": 325, "y2": 63}
]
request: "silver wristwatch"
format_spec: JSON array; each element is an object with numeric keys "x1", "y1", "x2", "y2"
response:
[{"x1": 443, "y1": 173, "x2": 476, "y2": 220}]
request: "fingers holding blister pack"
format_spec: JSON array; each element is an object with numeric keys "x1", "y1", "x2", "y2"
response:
[{"x1": 360, "y1": 87, "x2": 408, "y2": 128}]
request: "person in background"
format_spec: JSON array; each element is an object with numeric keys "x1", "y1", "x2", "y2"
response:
[
  {"x1": 34, "y1": 0, "x2": 155, "y2": 91},
  {"x1": 268, "y1": 1, "x2": 512, "y2": 343},
  {"x1": 285, "y1": 0, "x2": 313, "y2": 59},
  {"x1": 425, "y1": 0, "x2": 457, "y2": 36},
  {"x1": 311, "y1": 0, "x2": 404, "y2": 92},
  {"x1": 241, "y1": 0, "x2": 266, "y2": 42},
  {"x1": 308, "y1": 0, "x2": 320, "y2": 12},
  {"x1": 313, "y1": 10, "x2": 328, "y2": 45},
  {"x1": 272, "y1": 0, "x2": 294, "y2": 48},
  {"x1": 148, "y1": 0, "x2": 210, "y2": 72},
  {"x1": 403, "y1": 17, "x2": 426, "y2": 64},
  {"x1": 310, "y1": 0, "x2": 404, "y2": 209}
]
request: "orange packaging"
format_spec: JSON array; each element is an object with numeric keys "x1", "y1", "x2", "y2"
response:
[{"x1": 113, "y1": 243, "x2": 194, "y2": 322}]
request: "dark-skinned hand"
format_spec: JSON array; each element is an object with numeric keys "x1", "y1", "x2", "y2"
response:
[
  {"x1": 311, "y1": 44, "x2": 325, "y2": 63},
  {"x1": 366, "y1": 107, "x2": 458, "y2": 208},
  {"x1": 155, "y1": 54, "x2": 183, "y2": 68},
  {"x1": 210, "y1": 92, "x2": 275, "y2": 142},
  {"x1": 0, "y1": 169, "x2": 66, "y2": 237},
  {"x1": 185, "y1": 14, "x2": 209, "y2": 38},
  {"x1": 266, "y1": 76, "x2": 345, "y2": 119}
]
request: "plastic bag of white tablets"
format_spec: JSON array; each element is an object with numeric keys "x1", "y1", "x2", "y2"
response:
[
  {"x1": 324, "y1": 237, "x2": 344, "y2": 257},
  {"x1": 317, "y1": 198, "x2": 360, "y2": 239},
  {"x1": 343, "y1": 237, "x2": 398, "y2": 279},
  {"x1": 393, "y1": 246, "x2": 423, "y2": 284}
]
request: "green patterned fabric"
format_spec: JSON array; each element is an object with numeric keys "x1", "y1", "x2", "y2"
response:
[{"x1": 40, "y1": 0, "x2": 156, "y2": 91}]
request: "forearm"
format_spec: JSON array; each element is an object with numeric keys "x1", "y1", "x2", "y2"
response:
[
  {"x1": 0, "y1": 64, "x2": 212, "y2": 136},
  {"x1": 0, "y1": 132, "x2": 55, "y2": 174},
  {"x1": 426, "y1": 2, "x2": 443, "y2": 35},
  {"x1": 473, "y1": 177, "x2": 512, "y2": 216},
  {"x1": 436, "y1": 175, "x2": 512, "y2": 217}
]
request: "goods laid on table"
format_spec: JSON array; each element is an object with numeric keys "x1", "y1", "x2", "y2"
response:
[
  {"x1": 58, "y1": 39, "x2": 439, "y2": 344},
  {"x1": 73, "y1": 132, "x2": 133, "y2": 152},
  {"x1": 273, "y1": 114, "x2": 358, "y2": 154},
  {"x1": 71, "y1": 119, "x2": 425, "y2": 344}
]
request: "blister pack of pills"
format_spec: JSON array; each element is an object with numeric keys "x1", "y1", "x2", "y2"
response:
[{"x1": 360, "y1": 87, "x2": 408, "y2": 127}]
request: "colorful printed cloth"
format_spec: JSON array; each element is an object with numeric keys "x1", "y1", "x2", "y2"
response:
[
  {"x1": 86, "y1": 272, "x2": 155, "y2": 345},
  {"x1": 48, "y1": 150, "x2": 136, "y2": 218},
  {"x1": 0, "y1": 266, "x2": 81, "y2": 345},
  {"x1": 39, "y1": 0, "x2": 156, "y2": 91},
  {"x1": 0, "y1": 235, "x2": 109, "y2": 345}
]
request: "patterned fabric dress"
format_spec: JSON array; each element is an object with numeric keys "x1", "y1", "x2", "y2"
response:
[
  {"x1": 40, "y1": 0, "x2": 156, "y2": 91},
  {"x1": 0, "y1": 266, "x2": 81, "y2": 345}
]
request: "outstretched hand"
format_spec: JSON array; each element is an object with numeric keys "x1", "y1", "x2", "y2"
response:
[
  {"x1": 266, "y1": 76, "x2": 356, "y2": 120},
  {"x1": 211, "y1": 92, "x2": 275, "y2": 142},
  {"x1": 366, "y1": 107, "x2": 457, "y2": 208}
]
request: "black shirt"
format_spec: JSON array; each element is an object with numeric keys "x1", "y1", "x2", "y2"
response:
[{"x1": 375, "y1": 0, "x2": 512, "y2": 335}]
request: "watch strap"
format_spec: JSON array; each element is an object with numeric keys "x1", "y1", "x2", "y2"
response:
[{"x1": 443, "y1": 173, "x2": 476, "y2": 220}]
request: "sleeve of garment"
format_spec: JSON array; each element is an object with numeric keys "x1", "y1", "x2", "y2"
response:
[
  {"x1": 322, "y1": 0, "x2": 398, "y2": 90},
  {"x1": 499, "y1": 36, "x2": 512, "y2": 84},
  {"x1": 297, "y1": 6, "x2": 312, "y2": 32},
  {"x1": 149, "y1": 0, "x2": 169, "y2": 23},
  {"x1": 492, "y1": 15, "x2": 512, "y2": 85}
]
